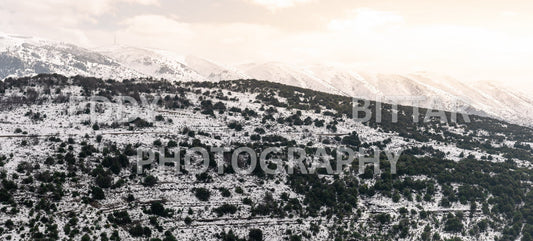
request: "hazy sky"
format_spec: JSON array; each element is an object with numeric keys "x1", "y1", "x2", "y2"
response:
[{"x1": 1, "y1": 0, "x2": 532, "y2": 89}]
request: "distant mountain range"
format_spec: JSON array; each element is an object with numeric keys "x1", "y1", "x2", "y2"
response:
[{"x1": 1, "y1": 33, "x2": 532, "y2": 126}]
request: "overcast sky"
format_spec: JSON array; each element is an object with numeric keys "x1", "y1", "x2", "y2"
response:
[{"x1": 1, "y1": 0, "x2": 532, "y2": 89}]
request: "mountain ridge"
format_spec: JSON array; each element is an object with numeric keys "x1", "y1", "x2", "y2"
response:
[{"x1": 0, "y1": 33, "x2": 531, "y2": 127}]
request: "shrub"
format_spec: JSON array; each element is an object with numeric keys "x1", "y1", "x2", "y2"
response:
[
  {"x1": 184, "y1": 217, "x2": 192, "y2": 225},
  {"x1": 194, "y1": 188, "x2": 210, "y2": 201},
  {"x1": 219, "y1": 188, "x2": 231, "y2": 197},
  {"x1": 91, "y1": 186, "x2": 105, "y2": 200},
  {"x1": 129, "y1": 224, "x2": 145, "y2": 237},
  {"x1": 150, "y1": 201, "x2": 168, "y2": 217},
  {"x1": 213, "y1": 204, "x2": 237, "y2": 217},
  {"x1": 375, "y1": 213, "x2": 391, "y2": 224},
  {"x1": 108, "y1": 211, "x2": 131, "y2": 225},
  {"x1": 81, "y1": 234, "x2": 91, "y2": 241},
  {"x1": 444, "y1": 216, "x2": 464, "y2": 233},
  {"x1": 143, "y1": 175, "x2": 158, "y2": 187},
  {"x1": 248, "y1": 229, "x2": 263, "y2": 241},
  {"x1": 95, "y1": 174, "x2": 112, "y2": 188}
]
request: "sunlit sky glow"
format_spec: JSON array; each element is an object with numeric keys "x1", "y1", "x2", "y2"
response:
[{"x1": 1, "y1": 0, "x2": 532, "y2": 90}]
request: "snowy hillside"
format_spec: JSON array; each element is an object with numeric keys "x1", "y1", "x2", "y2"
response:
[{"x1": 0, "y1": 74, "x2": 532, "y2": 240}]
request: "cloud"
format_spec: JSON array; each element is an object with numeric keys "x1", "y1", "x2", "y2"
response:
[
  {"x1": 113, "y1": 15, "x2": 280, "y2": 62},
  {"x1": 500, "y1": 11, "x2": 519, "y2": 17},
  {"x1": 120, "y1": 15, "x2": 192, "y2": 36},
  {"x1": 328, "y1": 8, "x2": 404, "y2": 33},
  {"x1": 246, "y1": 0, "x2": 314, "y2": 10},
  {"x1": 0, "y1": 0, "x2": 161, "y2": 46},
  {"x1": 123, "y1": 0, "x2": 160, "y2": 5},
  {"x1": 1, "y1": 0, "x2": 160, "y2": 26}
]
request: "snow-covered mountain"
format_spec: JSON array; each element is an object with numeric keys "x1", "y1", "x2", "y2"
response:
[
  {"x1": 238, "y1": 62, "x2": 347, "y2": 96},
  {"x1": 98, "y1": 46, "x2": 248, "y2": 82},
  {"x1": 97, "y1": 46, "x2": 209, "y2": 82},
  {"x1": 240, "y1": 63, "x2": 533, "y2": 126},
  {"x1": 0, "y1": 33, "x2": 143, "y2": 80},
  {"x1": 0, "y1": 33, "x2": 531, "y2": 126},
  {"x1": 0, "y1": 34, "x2": 209, "y2": 82},
  {"x1": 469, "y1": 80, "x2": 533, "y2": 125},
  {"x1": 184, "y1": 55, "x2": 248, "y2": 81}
]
